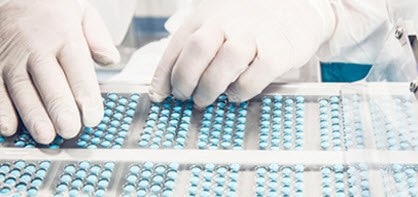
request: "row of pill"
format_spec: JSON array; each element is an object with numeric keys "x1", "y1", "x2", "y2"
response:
[
  {"x1": 198, "y1": 95, "x2": 248, "y2": 150},
  {"x1": 54, "y1": 161, "x2": 115, "y2": 197},
  {"x1": 321, "y1": 164, "x2": 370, "y2": 196},
  {"x1": 6, "y1": 93, "x2": 140, "y2": 149},
  {"x1": 76, "y1": 93, "x2": 140, "y2": 149},
  {"x1": 188, "y1": 164, "x2": 240, "y2": 197},
  {"x1": 259, "y1": 95, "x2": 304, "y2": 150},
  {"x1": 5, "y1": 160, "x2": 418, "y2": 196},
  {"x1": 14, "y1": 130, "x2": 64, "y2": 149},
  {"x1": 122, "y1": 162, "x2": 179, "y2": 197},
  {"x1": 341, "y1": 94, "x2": 366, "y2": 149},
  {"x1": 369, "y1": 96, "x2": 418, "y2": 151},
  {"x1": 139, "y1": 97, "x2": 193, "y2": 149},
  {"x1": 0, "y1": 160, "x2": 51, "y2": 197},
  {"x1": 255, "y1": 164, "x2": 304, "y2": 196},
  {"x1": 381, "y1": 164, "x2": 418, "y2": 196},
  {"x1": 319, "y1": 96, "x2": 345, "y2": 151}
]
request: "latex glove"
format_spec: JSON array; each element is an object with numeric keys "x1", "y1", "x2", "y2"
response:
[
  {"x1": 0, "y1": 0, "x2": 120, "y2": 144},
  {"x1": 150, "y1": 0, "x2": 336, "y2": 107}
]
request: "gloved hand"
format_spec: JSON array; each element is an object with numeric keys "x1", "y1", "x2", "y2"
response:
[
  {"x1": 0, "y1": 0, "x2": 120, "y2": 144},
  {"x1": 150, "y1": 0, "x2": 336, "y2": 107}
]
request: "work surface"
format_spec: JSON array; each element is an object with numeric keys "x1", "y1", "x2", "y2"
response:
[{"x1": 0, "y1": 83, "x2": 417, "y2": 197}]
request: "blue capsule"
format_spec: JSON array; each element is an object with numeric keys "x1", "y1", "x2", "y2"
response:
[
  {"x1": 130, "y1": 94, "x2": 140, "y2": 102},
  {"x1": 101, "y1": 170, "x2": 112, "y2": 179},
  {"x1": 71, "y1": 178, "x2": 83, "y2": 188},
  {"x1": 95, "y1": 189, "x2": 106, "y2": 197},
  {"x1": 60, "y1": 174, "x2": 72, "y2": 183}
]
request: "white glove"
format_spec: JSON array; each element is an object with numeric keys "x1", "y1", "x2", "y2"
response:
[
  {"x1": 0, "y1": 0, "x2": 120, "y2": 144},
  {"x1": 150, "y1": 0, "x2": 336, "y2": 107}
]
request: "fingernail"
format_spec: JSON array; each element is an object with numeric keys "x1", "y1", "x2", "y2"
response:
[
  {"x1": 92, "y1": 47, "x2": 121, "y2": 66},
  {"x1": 227, "y1": 92, "x2": 241, "y2": 103},
  {"x1": 82, "y1": 104, "x2": 103, "y2": 127},
  {"x1": 0, "y1": 123, "x2": 12, "y2": 137},
  {"x1": 192, "y1": 94, "x2": 209, "y2": 110},
  {"x1": 172, "y1": 88, "x2": 188, "y2": 101},
  {"x1": 0, "y1": 115, "x2": 17, "y2": 137},
  {"x1": 149, "y1": 91, "x2": 167, "y2": 103},
  {"x1": 193, "y1": 103, "x2": 205, "y2": 111},
  {"x1": 33, "y1": 122, "x2": 55, "y2": 144},
  {"x1": 56, "y1": 110, "x2": 81, "y2": 139}
]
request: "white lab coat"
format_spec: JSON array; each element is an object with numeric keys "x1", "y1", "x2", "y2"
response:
[
  {"x1": 100, "y1": 0, "x2": 418, "y2": 84},
  {"x1": 1, "y1": 0, "x2": 413, "y2": 83}
]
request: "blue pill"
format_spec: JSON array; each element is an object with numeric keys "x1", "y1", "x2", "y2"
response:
[
  {"x1": 5, "y1": 177, "x2": 16, "y2": 186},
  {"x1": 150, "y1": 105, "x2": 160, "y2": 112},
  {"x1": 90, "y1": 137, "x2": 101, "y2": 145},
  {"x1": 99, "y1": 170, "x2": 112, "y2": 180},
  {"x1": 64, "y1": 164, "x2": 76, "y2": 174},
  {"x1": 162, "y1": 190, "x2": 173, "y2": 197},
  {"x1": 108, "y1": 93, "x2": 118, "y2": 101},
  {"x1": 113, "y1": 113, "x2": 123, "y2": 120},
  {"x1": 97, "y1": 123, "x2": 107, "y2": 131},
  {"x1": 116, "y1": 105, "x2": 126, "y2": 113},
  {"x1": 115, "y1": 137, "x2": 125, "y2": 145},
  {"x1": 167, "y1": 171, "x2": 178, "y2": 180},
  {"x1": 263, "y1": 97, "x2": 272, "y2": 104},
  {"x1": 296, "y1": 96, "x2": 304, "y2": 103},
  {"x1": 141, "y1": 170, "x2": 152, "y2": 180},
  {"x1": 60, "y1": 174, "x2": 72, "y2": 183},
  {"x1": 27, "y1": 187, "x2": 38, "y2": 196},
  {"x1": 95, "y1": 189, "x2": 106, "y2": 197},
  {"x1": 119, "y1": 98, "x2": 129, "y2": 105},
  {"x1": 106, "y1": 101, "x2": 116, "y2": 109},
  {"x1": 126, "y1": 174, "x2": 137, "y2": 184},
  {"x1": 35, "y1": 169, "x2": 47, "y2": 179},
  {"x1": 126, "y1": 109, "x2": 135, "y2": 117},
  {"x1": 153, "y1": 175, "x2": 164, "y2": 184},
  {"x1": 71, "y1": 179, "x2": 83, "y2": 188},
  {"x1": 89, "y1": 165, "x2": 101, "y2": 175},
  {"x1": 94, "y1": 130, "x2": 105, "y2": 137},
  {"x1": 69, "y1": 189, "x2": 79, "y2": 197},
  {"x1": 101, "y1": 116, "x2": 111, "y2": 124},
  {"x1": 14, "y1": 160, "x2": 26, "y2": 169},
  {"x1": 155, "y1": 166, "x2": 166, "y2": 174},
  {"x1": 330, "y1": 96, "x2": 339, "y2": 103},
  {"x1": 143, "y1": 162, "x2": 154, "y2": 169},
  {"x1": 127, "y1": 165, "x2": 140, "y2": 174},
  {"x1": 83, "y1": 184, "x2": 95, "y2": 193},
  {"x1": 124, "y1": 183, "x2": 135, "y2": 193},
  {"x1": 285, "y1": 98, "x2": 294, "y2": 104},
  {"x1": 138, "y1": 180, "x2": 149, "y2": 188},
  {"x1": 75, "y1": 170, "x2": 87, "y2": 178},
  {"x1": 87, "y1": 174, "x2": 99, "y2": 184},
  {"x1": 0, "y1": 186, "x2": 11, "y2": 195},
  {"x1": 56, "y1": 183, "x2": 68, "y2": 193},
  {"x1": 24, "y1": 164, "x2": 36, "y2": 174}
]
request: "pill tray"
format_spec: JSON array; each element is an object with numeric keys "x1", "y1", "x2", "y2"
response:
[{"x1": 1, "y1": 83, "x2": 418, "y2": 196}]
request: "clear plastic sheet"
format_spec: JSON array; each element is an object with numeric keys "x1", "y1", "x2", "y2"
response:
[{"x1": 0, "y1": 83, "x2": 417, "y2": 196}]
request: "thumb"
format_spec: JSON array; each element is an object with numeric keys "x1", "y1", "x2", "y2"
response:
[{"x1": 82, "y1": 2, "x2": 120, "y2": 66}]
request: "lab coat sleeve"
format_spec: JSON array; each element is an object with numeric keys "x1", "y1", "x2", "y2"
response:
[
  {"x1": 88, "y1": 0, "x2": 137, "y2": 46},
  {"x1": 317, "y1": 0, "x2": 393, "y2": 64}
]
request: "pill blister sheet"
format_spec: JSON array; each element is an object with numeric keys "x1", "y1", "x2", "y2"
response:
[{"x1": 1, "y1": 83, "x2": 418, "y2": 196}]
